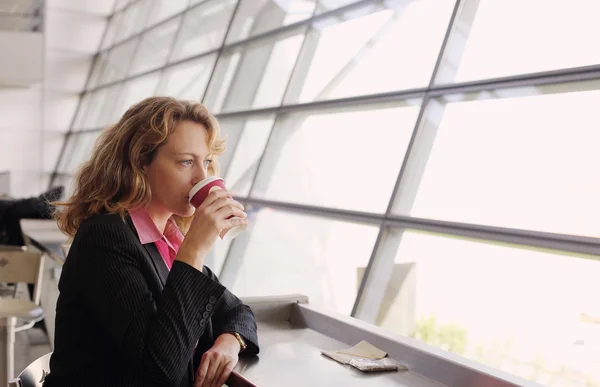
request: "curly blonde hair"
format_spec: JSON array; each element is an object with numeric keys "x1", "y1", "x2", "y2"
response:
[{"x1": 55, "y1": 96, "x2": 225, "y2": 238}]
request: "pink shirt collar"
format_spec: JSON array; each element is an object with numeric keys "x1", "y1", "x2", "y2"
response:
[{"x1": 128, "y1": 207, "x2": 183, "y2": 247}]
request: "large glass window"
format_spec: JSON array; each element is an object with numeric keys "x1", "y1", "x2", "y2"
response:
[
  {"x1": 144, "y1": 0, "x2": 189, "y2": 28},
  {"x1": 81, "y1": 90, "x2": 111, "y2": 130},
  {"x1": 251, "y1": 101, "x2": 421, "y2": 213},
  {"x1": 219, "y1": 115, "x2": 275, "y2": 197},
  {"x1": 129, "y1": 18, "x2": 180, "y2": 76},
  {"x1": 155, "y1": 55, "x2": 217, "y2": 100},
  {"x1": 436, "y1": 0, "x2": 600, "y2": 83},
  {"x1": 169, "y1": 0, "x2": 237, "y2": 63},
  {"x1": 285, "y1": 0, "x2": 454, "y2": 103},
  {"x1": 100, "y1": 11, "x2": 123, "y2": 50},
  {"x1": 87, "y1": 53, "x2": 108, "y2": 90},
  {"x1": 99, "y1": 39, "x2": 139, "y2": 85},
  {"x1": 365, "y1": 229, "x2": 600, "y2": 387},
  {"x1": 113, "y1": 0, "x2": 153, "y2": 45},
  {"x1": 108, "y1": 73, "x2": 161, "y2": 124},
  {"x1": 203, "y1": 27, "x2": 306, "y2": 112},
  {"x1": 393, "y1": 80, "x2": 600, "y2": 238},
  {"x1": 225, "y1": 0, "x2": 316, "y2": 43},
  {"x1": 315, "y1": 0, "x2": 360, "y2": 14},
  {"x1": 57, "y1": 132, "x2": 102, "y2": 174},
  {"x1": 229, "y1": 208, "x2": 379, "y2": 314}
]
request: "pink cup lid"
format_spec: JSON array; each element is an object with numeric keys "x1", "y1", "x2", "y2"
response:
[{"x1": 188, "y1": 177, "x2": 223, "y2": 204}]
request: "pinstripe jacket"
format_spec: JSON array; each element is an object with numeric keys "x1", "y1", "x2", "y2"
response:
[{"x1": 43, "y1": 213, "x2": 259, "y2": 387}]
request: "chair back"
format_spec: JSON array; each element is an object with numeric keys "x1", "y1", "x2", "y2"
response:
[
  {"x1": 0, "y1": 250, "x2": 44, "y2": 304},
  {"x1": 8, "y1": 352, "x2": 51, "y2": 387},
  {"x1": 0, "y1": 246, "x2": 27, "y2": 252}
]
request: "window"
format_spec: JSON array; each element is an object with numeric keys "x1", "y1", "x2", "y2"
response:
[
  {"x1": 219, "y1": 115, "x2": 275, "y2": 197},
  {"x1": 129, "y1": 18, "x2": 180, "y2": 76},
  {"x1": 436, "y1": 0, "x2": 600, "y2": 83},
  {"x1": 203, "y1": 27, "x2": 306, "y2": 112},
  {"x1": 284, "y1": 0, "x2": 454, "y2": 103},
  {"x1": 58, "y1": 132, "x2": 102, "y2": 174},
  {"x1": 360, "y1": 229, "x2": 600, "y2": 386},
  {"x1": 114, "y1": 0, "x2": 153, "y2": 45},
  {"x1": 229, "y1": 208, "x2": 379, "y2": 314},
  {"x1": 145, "y1": 0, "x2": 189, "y2": 28},
  {"x1": 101, "y1": 11, "x2": 123, "y2": 50},
  {"x1": 108, "y1": 72, "x2": 160, "y2": 124},
  {"x1": 99, "y1": 39, "x2": 139, "y2": 85},
  {"x1": 251, "y1": 101, "x2": 421, "y2": 213},
  {"x1": 155, "y1": 54, "x2": 217, "y2": 100},
  {"x1": 169, "y1": 0, "x2": 237, "y2": 63},
  {"x1": 393, "y1": 80, "x2": 600, "y2": 238},
  {"x1": 225, "y1": 0, "x2": 316, "y2": 43}
]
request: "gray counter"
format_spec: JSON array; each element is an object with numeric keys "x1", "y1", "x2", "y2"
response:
[{"x1": 238, "y1": 296, "x2": 537, "y2": 387}]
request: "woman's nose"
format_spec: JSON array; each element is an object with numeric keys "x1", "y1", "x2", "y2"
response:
[{"x1": 191, "y1": 170, "x2": 208, "y2": 186}]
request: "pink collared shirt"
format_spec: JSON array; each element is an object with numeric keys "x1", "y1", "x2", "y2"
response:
[{"x1": 128, "y1": 207, "x2": 184, "y2": 270}]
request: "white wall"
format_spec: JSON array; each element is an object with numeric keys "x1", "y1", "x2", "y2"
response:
[
  {"x1": 0, "y1": 0, "x2": 113, "y2": 197},
  {"x1": 0, "y1": 31, "x2": 43, "y2": 87}
]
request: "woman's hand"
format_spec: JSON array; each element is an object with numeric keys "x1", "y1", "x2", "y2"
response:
[
  {"x1": 195, "y1": 334, "x2": 241, "y2": 387},
  {"x1": 177, "y1": 190, "x2": 247, "y2": 270}
]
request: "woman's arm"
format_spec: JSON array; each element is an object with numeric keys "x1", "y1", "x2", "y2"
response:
[
  {"x1": 75, "y1": 220, "x2": 225, "y2": 386},
  {"x1": 203, "y1": 266, "x2": 259, "y2": 355}
]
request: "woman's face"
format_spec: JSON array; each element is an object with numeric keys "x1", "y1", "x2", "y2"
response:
[{"x1": 144, "y1": 120, "x2": 213, "y2": 218}]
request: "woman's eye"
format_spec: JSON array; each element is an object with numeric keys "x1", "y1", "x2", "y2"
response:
[
  {"x1": 180, "y1": 159, "x2": 193, "y2": 166},
  {"x1": 204, "y1": 159, "x2": 213, "y2": 168}
]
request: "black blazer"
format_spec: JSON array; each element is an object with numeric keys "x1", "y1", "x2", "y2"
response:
[{"x1": 43, "y1": 213, "x2": 259, "y2": 387}]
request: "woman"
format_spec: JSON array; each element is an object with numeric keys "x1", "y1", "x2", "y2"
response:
[{"x1": 44, "y1": 97, "x2": 259, "y2": 387}]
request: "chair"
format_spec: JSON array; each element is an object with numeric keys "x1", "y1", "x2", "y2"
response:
[
  {"x1": 7, "y1": 352, "x2": 50, "y2": 387},
  {"x1": 0, "y1": 246, "x2": 27, "y2": 298},
  {"x1": 0, "y1": 250, "x2": 44, "y2": 387}
]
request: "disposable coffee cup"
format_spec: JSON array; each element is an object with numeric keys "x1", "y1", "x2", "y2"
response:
[{"x1": 189, "y1": 177, "x2": 246, "y2": 241}]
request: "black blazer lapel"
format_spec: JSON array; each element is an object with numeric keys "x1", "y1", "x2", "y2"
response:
[
  {"x1": 143, "y1": 242, "x2": 169, "y2": 287},
  {"x1": 124, "y1": 216, "x2": 169, "y2": 287}
]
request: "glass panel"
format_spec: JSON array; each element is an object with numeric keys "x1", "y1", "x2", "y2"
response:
[
  {"x1": 284, "y1": 0, "x2": 453, "y2": 103},
  {"x1": 101, "y1": 11, "x2": 123, "y2": 50},
  {"x1": 393, "y1": 80, "x2": 600, "y2": 238},
  {"x1": 114, "y1": 0, "x2": 153, "y2": 44},
  {"x1": 155, "y1": 54, "x2": 217, "y2": 100},
  {"x1": 230, "y1": 208, "x2": 379, "y2": 314},
  {"x1": 113, "y1": 0, "x2": 130, "y2": 13},
  {"x1": 315, "y1": 0, "x2": 358, "y2": 14},
  {"x1": 226, "y1": 0, "x2": 316, "y2": 43},
  {"x1": 145, "y1": 0, "x2": 188, "y2": 28},
  {"x1": 109, "y1": 72, "x2": 161, "y2": 124},
  {"x1": 206, "y1": 237, "x2": 233, "y2": 277},
  {"x1": 100, "y1": 39, "x2": 139, "y2": 85},
  {"x1": 203, "y1": 27, "x2": 306, "y2": 113},
  {"x1": 169, "y1": 0, "x2": 237, "y2": 63},
  {"x1": 129, "y1": 18, "x2": 180, "y2": 76},
  {"x1": 57, "y1": 135, "x2": 78, "y2": 173},
  {"x1": 71, "y1": 93, "x2": 93, "y2": 130},
  {"x1": 81, "y1": 90, "x2": 110, "y2": 130},
  {"x1": 437, "y1": 0, "x2": 600, "y2": 84},
  {"x1": 87, "y1": 53, "x2": 108, "y2": 90},
  {"x1": 374, "y1": 229, "x2": 600, "y2": 387},
  {"x1": 97, "y1": 85, "x2": 123, "y2": 129},
  {"x1": 252, "y1": 100, "x2": 420, "y2": 213},
  {"x1": 62, "y1": 132, "x2": 102, "y2": 173},
  {"x1": 223, "y1": 116, "x2": 274, "y2": 197}
]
